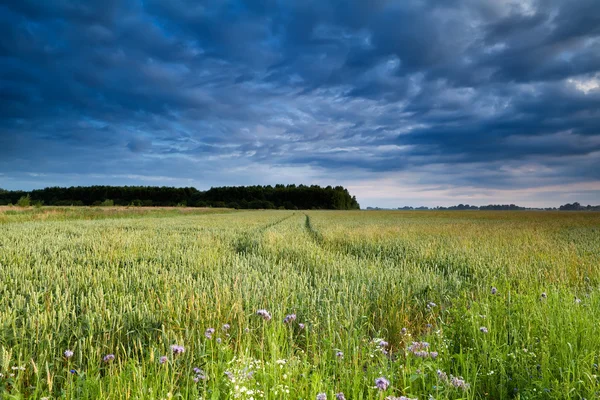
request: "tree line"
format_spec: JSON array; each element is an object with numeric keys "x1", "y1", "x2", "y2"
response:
[
  {"x1": 0, "y1": 185, "x2": 360, "y2": 210},
  {"x1": 368, "y1": 203, "x2": 600, "y2": 211}
]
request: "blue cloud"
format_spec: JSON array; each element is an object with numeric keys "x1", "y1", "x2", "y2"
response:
[{"x1": 0, "y1": 0, "x2": 599, "y2": 206}]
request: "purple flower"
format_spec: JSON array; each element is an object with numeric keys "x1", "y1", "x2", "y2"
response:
[
  {"x1": 316, "y1": 393, "x2": 327, "y2": 400},
  {"x1": 437, "y1": 369, "x2": 448, "y2": 382},
  {"x1": 216, "y1": 338, "x2": 222, "y2": 344},
  {"x1": 375, "y1": 376, "x2": 390, "y2": 391},
  {"x1": 256, "y1": 309, "x2": 272, "y2": 321},
  {"x1": 193, "y1": 367, "x2": 208, "y2": 382},
  {"x1": 170, "y1": 344, "x2": 185, "y2": 355},
  {"x1": 69, "y1": 369, "x2": 77, "y2": 374},
  {"x1": 205, "y1": 328, "x2": 215, "y2": 339},
  {"x1": 336, "y1": 393, "x2": 346, "y2": 400},
  {"x1": 336, "y1": 351, "x2": 344, "y2": 359},
  {"x1": 401, "y1": 327, "x2": 407, "y2": 335},
  {"x1": 298, "y1": 323, "x2": 305, "y2": 330},
  {"x1": 103, "y1": 354, "x2": 115, "y2": 363},
  {"x1": 225, "y1": 371, "x2": 234, "y2": 381},
  {"x1": 491, "y1": 286, "x2": 497, "y2": 295},
  {"x1": 222, "y1": 324, "x2": 231, "y2": 331},
  {"x1": 430, "y1": 351, "x2": 439, "y2": 359},
  {"x1": 480, "y1": 327, "x2": 489, "y2": 333},
  {"x1": 283, "y1": 314, "x2": 297, "y2": 324},
  {"x1": 64, "y1": 350, "x2": 74, "y2": 359},
  {"x1": 159, "y1": 356, "x2": 168, "y2": 364},
  {"x1": 450, "y1": 376, "x2": 470, "y2": 390},
  {"x1": 379, "y1": 340, "x2": 389, "y2": 348}
]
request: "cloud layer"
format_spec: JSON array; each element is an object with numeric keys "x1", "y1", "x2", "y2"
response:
[{"x1": 1, "y1": 0, "x2": 599, "y2": 206}]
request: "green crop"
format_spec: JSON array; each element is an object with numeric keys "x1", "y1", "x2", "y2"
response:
[{"x1": 1, "y1": 208, "x2": 599, "y2": 399}]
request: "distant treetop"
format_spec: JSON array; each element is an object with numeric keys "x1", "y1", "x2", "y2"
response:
[{"x1": 0, "y1": 185, "x2": 360, "y2": 210}]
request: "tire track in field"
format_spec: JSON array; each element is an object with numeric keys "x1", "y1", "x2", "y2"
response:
[
  {"x1": 233, "y1": 212, "x2": 296, "y2": 255},
  {"x1": 303, "y1": 213, "x2": 477, "y2": 282}
]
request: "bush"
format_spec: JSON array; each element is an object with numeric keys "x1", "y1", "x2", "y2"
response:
[
  {"x1": 17, "y1": 195, "x2": 31, "y2": 207},
  {"x1": 101, "y1": 199, "x2": 114, "y2": 206}
]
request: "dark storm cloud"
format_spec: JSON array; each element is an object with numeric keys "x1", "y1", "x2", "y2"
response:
[{"x1": 1, "y1": 0, "x2": 599, "y2": 205}]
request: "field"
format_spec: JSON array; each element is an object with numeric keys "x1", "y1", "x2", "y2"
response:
[{"x1": 1, "y1": 208, "x2": 600, "y2": 399}]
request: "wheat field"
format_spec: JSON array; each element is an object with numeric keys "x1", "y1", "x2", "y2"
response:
[{"x1": 1, "y1": 208, "x2": 599, "y2": 399}]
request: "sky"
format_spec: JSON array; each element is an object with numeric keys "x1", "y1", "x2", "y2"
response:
[{"x1": 1, "y1": 0, "x2": 599, "y2": 208}]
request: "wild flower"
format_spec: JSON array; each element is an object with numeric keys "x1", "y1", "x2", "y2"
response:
[
  {"x1": 541, "y1": 292, "x2": 547, "y2": 299},
  {"x1": 64, "y1": 350, "x2": 74, "y2": 359},
  {"x1": 317, "y1": 393, "x2": 327, "y2": 400},
  {"x1": 283, "y1": 314, "x2": 297, "y2": 324},
  {"x1": 491, "y1": 286, "x2": 497, "y2": 295},
  {"x1": 216, "y1": 338, "x2": 222, "y2": 344},
  {"x1": 159, "y1": 356, "x2": 168, "y2": 364},
  {"x1": 408, "y1": 341, "x2": 429, "y2": 353},
  {"x1": 70, "y1": 369, "x2": 77, "y2": 374},
  {"x1": 193, "y1": 367, "x2": 208, "y2": 382},
  {"x1": 437, "y1": 369, "x2": 448, "y2": 382},
  {"x1": 205, "y1": 327, "x2": 215, "y2": 339},
  {"x1": 430, "y1": 351, "x2": 439, "y2": 359},
  {"x1": 336, "y1": 393, "x2": 346, "y2": 400},
  {"x1": 336, "y1": 351, "x2": 344, "y2": 359},
  {"x1": 480, "y1": 327, "x2": 489, "y2": 333},
  {"x1": 575, "y1": 297, "x2": 582, "y2": 304},
  {"x1": 378, "y1": 340, "x2": 389, "y2": 348},
  {"x1": 375, "y1": 376, "x2": 390, "y2": 390},
  {"x1": 170, "y1": 344, "x2": 185, "y2": 355},
  {"x1": 450, "y1": 376, "x2": 470, "y2": 390},
  {"x1": 427, "y1": 302, "x2": 437, "y2": 309},
  {"x1": 401, "y1": 327, "x2": 408, "y2": 335},
  {"x1": 386, "y1": 397, "x2": 417, "y2": 400},
  {"x1": 222, "y1": 324, "x2": 231, "y2": 331},
  {"x1": 103, "y1": 354, "x2": 115, "y2": 363},
  {"x1": 298, "y1": 323, "x2": 305, "y2": 329},
  {"x1": 256, "y1": 309, "x2": 272, "y2": 321}
]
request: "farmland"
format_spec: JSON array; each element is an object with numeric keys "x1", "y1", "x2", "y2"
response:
[{"x1": 1, "y1": 208, "x2": 600, "y2": 399}]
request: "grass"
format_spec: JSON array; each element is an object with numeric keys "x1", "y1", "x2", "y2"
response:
[{"x1": 0, "y1": 208, "x2": 599, "y2": 399}]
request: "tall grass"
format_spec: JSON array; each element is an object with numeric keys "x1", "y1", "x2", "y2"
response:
[{"x1": 0, "y1": 209, "x2": 599, "y2": 399}]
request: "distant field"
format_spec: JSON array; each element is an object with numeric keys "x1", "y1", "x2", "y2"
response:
[{"x1": 1, "y1": 209, "x2": 599, "y2": 399}]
